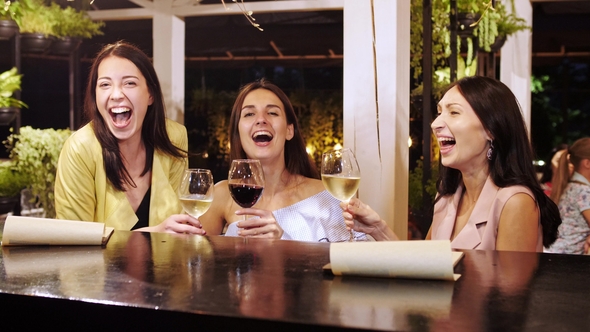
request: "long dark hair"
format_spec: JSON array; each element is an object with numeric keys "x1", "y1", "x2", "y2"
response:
[
  {"x1": 228, "y1": 78, "x2": 319, "y2": 179},
  {"x1": 435, "y1": 76, "x2": 561, "y2": 247},
  {"x1": 84, "y1": 40, "x2": 186, "y2": 191}
]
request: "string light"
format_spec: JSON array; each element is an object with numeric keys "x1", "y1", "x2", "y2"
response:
[
  {"x1": 221, "y1": 0, "x2": 262, "y2": 31},
  {"x1": 63, "y1": 1, "x2": 259, "y2": 30}
]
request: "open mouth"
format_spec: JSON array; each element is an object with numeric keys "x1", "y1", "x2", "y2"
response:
[
  {"x1": 438, "y1": 137, "x2": 456, "y2": 148},
  {"x1": 252, "y1": 130, "x2": 273, "y2": 143},
  {"x1": 110, "y1": 107, "x2": 132, "y2": 126}
]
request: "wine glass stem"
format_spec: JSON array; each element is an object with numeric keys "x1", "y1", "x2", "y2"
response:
[{"x1": 344, "y1": 199, "x2": 355, "y2": 242}]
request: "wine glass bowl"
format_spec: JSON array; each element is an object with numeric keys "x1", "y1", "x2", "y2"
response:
[
  {"x1": 228, "y1": 159, "x2": 265, "y2": 209},
  {"x1": 321, "y1": 148, "x2": 361, "y2": 241},
  {"x1": 178, "y1": 168, "x2": 214, "y2": 219},
  {"x1": 321, "y1": 148, "x2": 361, "y2": 202}
]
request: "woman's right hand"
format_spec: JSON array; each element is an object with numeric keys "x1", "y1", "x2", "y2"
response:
[{"x1": 340, "y1": 198, "x2": 398, "y2": 241}]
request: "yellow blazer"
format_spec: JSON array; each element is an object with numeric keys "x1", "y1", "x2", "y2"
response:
[{"x1": 55, "y1": 120, "x2": 188, "y2": 230}]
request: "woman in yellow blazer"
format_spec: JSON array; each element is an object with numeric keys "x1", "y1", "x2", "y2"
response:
[{"x1": 55, "y1": 41, "x2": 206, "y2": 235}]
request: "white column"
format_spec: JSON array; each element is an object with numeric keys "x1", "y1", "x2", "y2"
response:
[
  {"x1": 500, "y1": 0, "x2": 532, "y2": 135},
  {"x1": 343, "y1": 0, "x2": 410, "y2": 239},
  {"x1": 153, "y1": 0, "x2": 186, "y2": 124}
]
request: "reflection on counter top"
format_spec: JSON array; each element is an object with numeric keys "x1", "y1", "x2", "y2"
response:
[{"x1": 0, "y1": 230, "x2": 589, "y2": 331}]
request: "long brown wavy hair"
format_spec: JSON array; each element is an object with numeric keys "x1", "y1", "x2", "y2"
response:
[{"x1": 84, "y1": 40, "x2": 186, "y2": 191}]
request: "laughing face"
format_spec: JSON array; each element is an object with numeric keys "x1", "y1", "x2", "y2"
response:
[
  {"x1": 432, "y1": 86, "x2": 492, "y2": 173},
  {"x1": 95, "y1": 56, "x2": 153, "y2": 143},
  {"x1": 238, "y1": 88, "x2": 294, "y2": 162}
]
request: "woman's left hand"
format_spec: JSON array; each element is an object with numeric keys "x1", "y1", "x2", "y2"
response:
[
  {"x1": 135, "y1": 214, "x2": 207, "y2": 235},
  {"x1": 234, "y1": 208, "x2": 284, "y2": 239}
]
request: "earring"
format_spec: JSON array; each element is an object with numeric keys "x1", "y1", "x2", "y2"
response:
[{"x1": 487, "y1": 140, "x2": 494, "y2": 161}]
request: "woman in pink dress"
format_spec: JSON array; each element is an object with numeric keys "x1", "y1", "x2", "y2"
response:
[{"x1": 340, "y1": 76, "x2": 561, "y2": 252}]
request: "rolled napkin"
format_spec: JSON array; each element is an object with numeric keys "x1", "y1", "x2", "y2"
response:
[
  {"x1": 327, "y1": 240, "x2": 462, "y2": 281},
  {"x1": 1, "y1": 216, "x2": 114, "y2": 246}
]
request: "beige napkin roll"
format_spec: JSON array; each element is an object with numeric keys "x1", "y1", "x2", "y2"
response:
[
  {"x1": 328, "y1": 240, "x2": 462, "y2": 281},
  {"x1": 1, "y1": 216, "x2": 113, "y2": 246}
]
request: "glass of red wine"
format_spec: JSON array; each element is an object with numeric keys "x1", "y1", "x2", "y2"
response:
[{"x1": 228, "y1": 159, "x2": 265, "y2": 221}]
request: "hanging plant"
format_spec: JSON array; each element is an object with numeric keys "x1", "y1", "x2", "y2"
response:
[
  {"x1": 17, "y1": 0, "x2": 56, "y2": 36},
  {"x1": 471, "y1": 1, "x2": 530, "y2": 52},
  {"x1": 0, "y1": 0, "x2": 23, "y2": 25},
  {"x1": 52, "y1": 5, "x2": 104, "y2": 39}
]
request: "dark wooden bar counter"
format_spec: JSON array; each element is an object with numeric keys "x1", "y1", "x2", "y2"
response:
[{"x1": 0, "y1": 228, "x2": 589, "y2": 331}]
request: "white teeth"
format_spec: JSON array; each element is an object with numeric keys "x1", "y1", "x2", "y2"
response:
[
  {"x1": 253, "y1": 131, "x2": 272, "y2": 138},
  {"x1": 111, "y1": 107, "x2": 130, "y2": 114},
  {"x1": 438, "y1": 137, "x2": 455, "y2": 142}
]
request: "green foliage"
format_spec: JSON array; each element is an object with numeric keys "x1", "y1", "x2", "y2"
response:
[
  {"x1": 410, "y1": 0, "x2": 451, "y2": 81},
  {"x1": 52, "y1": 5, "x2": 104, "y2": 39},
  {"x1": 496, "y1": 1, "x2": 530, "y2": 37},
  {"x1": 17, "y1": 0, "x2": 104, "y2": 38},
  {"x1": 410, "y1": 0, "x2": 530, "y2": 84},
  {"x1": 291, "y1": 90, "x2": 343, "y2": 169},
  {"x1": 408, "y1": 159, "x2": 438, "y2": 211},
  {"x1": 4, "y1": 126, "x2": 72, "y2": 218},
  {"x1": 187, "y1": 88, "x2": 236, "y2": 159},
  {"x1": 0, "y1": 160, "x2": 27, "y2": 197},
  {"x1": 18, "y1": 0, "x2": 56, "y2": 35},
  {"x1": 0, "y1": 0, "x2": 23, "y2": 25},
  {"x1": 472, "y1": 1, "x2": 529, "y2": 52},
  {"x1": 0, "y1": 67, "x2": 27, "y2": 109}
]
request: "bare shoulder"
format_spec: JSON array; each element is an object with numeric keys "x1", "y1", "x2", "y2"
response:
[
  {"x1": 504, "y1": 192, "x2": 537, "y2": 211},
  {"x1": 501, "y1": 193, "x2": 538, "y2": 224},
  {"x1": 298, "y1": 176, "x2": 326, "y2": 196},
  {"x1": 496, "y1": 192, "x2": 539, "y2": 251}
]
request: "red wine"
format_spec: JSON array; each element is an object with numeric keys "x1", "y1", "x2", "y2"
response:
[{"x1": 229, "y1": 184, "x2": 264, "y2": 208}]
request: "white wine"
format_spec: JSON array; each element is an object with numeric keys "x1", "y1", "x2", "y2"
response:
[
  {"x1": 321, "y1": 175, "x2": 361, "y2": 202},
  {"x1": 180, "y1": 195, "x2": 213, "y2": 218}
]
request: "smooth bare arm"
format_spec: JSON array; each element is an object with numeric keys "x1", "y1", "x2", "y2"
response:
[
  {"x1": 496, "y1": 193, "x2": 540, "y2": 252},
  {"x1": 199, "y1": 180, "x2": 231, "y2": 235}
]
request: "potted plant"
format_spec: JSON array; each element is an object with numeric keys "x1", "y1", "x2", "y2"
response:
[
  {"x1": 0, "y1": 159, "x2": 27, "y2": 215},
  {"x1": 17, "y1": 0, "x2": 58, "y2": 53},
  {"x1": 0, "y1": 67, "x2": 27, "y2": 126},
  {"x1": 51, "y1": 5, "x2": 104, "y2": 55},
  {"x1": 4, "y1": 126, "x2": 72, "y2": 218},
  {"x1": 0, "y1": 0, "x2": 22, "y2": 40},
  {"x1": 410, "y1": 0, "x2": 530, "y2": 89},
  {"x1": 472, "y1": 1, "x2": 530, "y2": 52}
]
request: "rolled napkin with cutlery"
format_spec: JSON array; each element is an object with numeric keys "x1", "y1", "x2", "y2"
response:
[
  {"x1": 1, "y1": 216, "x2": 114, "y2": 246},
  {"x1": 325, "y1": 240, "x2": 463, "y2": 281}
]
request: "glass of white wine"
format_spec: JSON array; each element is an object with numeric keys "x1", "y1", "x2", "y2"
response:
[
  {"x1": 321, "y1": 148, "x2": 361, "y2": 242},
  {"x1": 178, "y1": 169, "x2": 214, "y2": 219}
]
